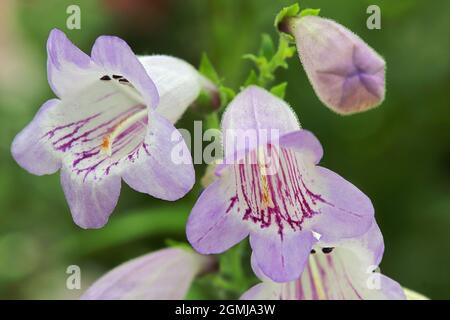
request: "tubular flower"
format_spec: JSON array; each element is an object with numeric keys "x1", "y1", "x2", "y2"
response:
[
  {"x1": 11, "y1": 29, "x2": 204, "y2": 228},
  {"x1": 81, "y1": 248, "x2": 215, "y2": 300},
  {"x1": 285, "y1": 15, "x2": 386, "y2": 115},
  {"x1": 187, "y1": 86, "x2": 375, "y2": 282},
  {"x1": 241, "y1": 222, "x2": 406, "y2": 300}
]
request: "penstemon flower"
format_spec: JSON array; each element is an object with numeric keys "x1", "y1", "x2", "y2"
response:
[
  {"x1": 187, "y1": 86, "x2": 375, "y2": 282},
  {"x1": 81, "y1": 248, "x2": 215, "y2": 300},
  {"x1": 281, "y1": 14, "x2": 386, "y2": 115},
  {"x1": 241, "y1": 222, "x2": 406, "y2": 300},
  {"x1": 11, "y1": 29, "x2": 205, "y2": 228}
]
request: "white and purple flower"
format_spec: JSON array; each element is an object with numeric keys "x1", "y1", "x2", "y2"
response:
[
  {"x1": 11, "y1": 29, "x2": 206, "y2": 228},
  {"x1": 283, "y1": 15, "x2": 386, "y2": 115},
  {"x1": 187, "y1": 86, "x2": 375, "y2": 282},
  {"x1": 241, "y1": 222, "x2": 406, "y2": 300},
  {"x1": 81, "y1": 248, "x2": 215, "y2": 300}
]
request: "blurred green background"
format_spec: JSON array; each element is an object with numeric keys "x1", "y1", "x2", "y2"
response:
[{"x1": 0, "y1": 0, "x2": 449, "y2": 299}]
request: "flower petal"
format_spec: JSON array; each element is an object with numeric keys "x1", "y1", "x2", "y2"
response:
[
  {"x1": 240, "y1": 283, "x2": 281, "y2": 300},
  {"x1": 187, "y1": 167, "x2": 249, "y2": 254},
  {"x1": 47, "y1": 29, "x2": 100, "y2": 98},
  {"x1": 60, "y1": 164, "x2": 121, "y2": 229},
  {"x1": 121, "y1": 112, "x2": 195, "y2": 201},
  {"x1": 249, "y1": 229, "x2": 317, "y2": 282},
  {"x1": 295, "y1": 252, "x2": 404, "y2": 300},
  {"x1": 221, "y1": 86, "x2": 300, "y2": 160},
  {"x1": 42, "y1": 76, "x2": 151, "y2": 180},
  {"x1": 11, "y1": 99, "x2": 61, "y2": 175},
  {"x1": 139, "y1": 55, "x2": 202, "y2": 124},
  {"x1": 279, "y1": 129, "x2": 323, "y2": 164},
  {"x1": 325, "y1": 221, "x2": 384, "y2": 267},
  {"x1": 91, "y1": 36, "x2": 159, "y2": 109},
  {"x1": 81, "y1": 248, "x2": 215, "y2": 300},
  {"x1": 305, "y1": 166, "x2": 374, "y2": 242},
  {"x1": 279, "y1": 222, "x2": 404, "y2": 300}
]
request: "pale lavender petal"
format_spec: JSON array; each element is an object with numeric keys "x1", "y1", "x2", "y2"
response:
[
  {"x1": 47, "y1": 29, "x2": 100, "y2": 97},
  {"x1": 270, "y1": 221, "x2": 405, "y2": 300},
  {"x1": 249, "y1": 230, "x2": 317, "y2": 282},
  {"x1": 186, "y1": 167, "x2": 249, "y2": 254},
  {"x1": 42, "y1": 77, "x2": 150, "y2": 179},
  {"x1": 250, "y1": 253, "x2": 269, "y2": 281},
  {"x1": 60, "y1": 164, "x2": 121, "y2": 229},
  {"x1": 240, "y1": 283, "x2": 282, "y2": 300},
  {"x1": 91, "y1": 36, "x2": 159, "y2": 109},
  {"x1": 305, "y1": 166, "x2": 374, "y2": 242},
  {"x1": 329, "y1": 221, "x2": 384, "y2": 267},
  {"x1": 221, "y1": 86, "x2": 300, "y2": 160},
  {"x1": 367, "y1": 275, "x2": 406, "y2": 300},
  {"x1": 279, "y1": 129, "x2": 323, "y2": 164},
  {"x1": 292, "y1": 16, "x2": 385, "y2": 114},
  {"x1": 319, "y1": 221, "x2": 404, "y2": 300},
  {"x1": 11, "y1": 99, "x2": 61, "y2": 175},
  {"x1": 122, "y1": 112, "x2": 195, "y2": 201},
  {"x1": 81, "y1": 248, "x2": 215, "y2": 300},
  {"x1": 139, "y1": 55, "x2": 202, "y2": 124},
  {"x1": 300, "y1": 250, "x2": 404, "y2": 300}
]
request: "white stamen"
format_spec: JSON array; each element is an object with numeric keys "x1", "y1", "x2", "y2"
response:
[{"x1": 102, "y1": 109, "x2": 148, "y2": 156}]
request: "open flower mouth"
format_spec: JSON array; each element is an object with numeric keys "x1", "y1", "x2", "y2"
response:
[
  {"x1": 230, "y1": 144, "x2": 327, "y2": 237},
  {"x1": 43, "y1": 74, "x2": 150, "y2": 180},
  {"x1": 11, "y1": 29, "x2": 197, "y2": 229}
]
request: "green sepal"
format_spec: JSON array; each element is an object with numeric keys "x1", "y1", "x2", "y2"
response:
[
  {"x1": 244, "y1": 70, "x2": 259, "y2": 87},
  {"x1": 270, "y1": 82, "x2": 288, "y2": 99},
  {"x1": 274, "y1": 3, "x2": 300, "y2": 29},
  {"x1": 165, "y1": 239, "x2": 193, "y2": 252},
  {"x1": 199, "y1": 52, "x2": 221, "y2": 85},
  {"x1": 299, "y1": 8, "x2": 321, "y2": 18},
  {"x1": 259, "y1": 33, "x2": 275, "y2": 60}
]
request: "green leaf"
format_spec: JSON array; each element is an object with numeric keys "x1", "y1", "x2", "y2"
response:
[
  {"x1": 242, "y1": 53, "x2": 267, "y2": 68},
  {"x1": 214, "y1": 241, "x2": 252, "y2": 294},
  {"x1": 266, "y1": 35, "x2": 296, "y2": 73},
  {"x1": 218, "y1": 85, "x2": 236, "y2": 108},
  {"x1": 244, "y1": 70, "x2": 258, "y2": 87},
  {"x1": 259, "y1": 34, "x2": 275, "y2": 60},
  {"x1": 199, "y1": 53, "x2": 220, "y2": 84},
  {"x1": 299, "y1": 8, "x2": 321, "y2": 18},
  {"x1": 205, "y1": 112, "x2": 220, "y2": 130},
  {"x1": 270, "y1": 82, "x2": 288, "y2": 98},
  {"x1": 54, "y1": 204, "x2": 190, "y2": 258},
  {"x1": 274, "y1": 3, "x2": 300, "y2": 28}
]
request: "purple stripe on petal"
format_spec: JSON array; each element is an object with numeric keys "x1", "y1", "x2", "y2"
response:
[{"x1": 233, "y1": 146, "x2": 324, "y2": 237}]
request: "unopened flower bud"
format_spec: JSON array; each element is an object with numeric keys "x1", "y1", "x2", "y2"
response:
[{"x1": 287, "y1": 15, "x2": 386, "y2": 115}]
